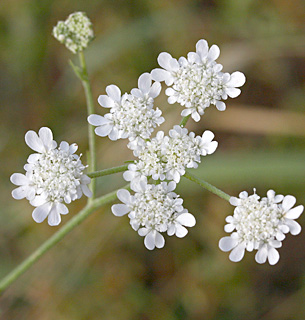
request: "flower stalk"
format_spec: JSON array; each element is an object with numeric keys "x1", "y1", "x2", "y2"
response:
[
  {"x1": 88, "y1": 164, "x2": 130, "y2": 179},
  {"x1": 179, "y1": 114, "x2": 191, "y2": 127},
  {"x1": 184, "y1": 170, "x2": 231, "y2": 202},
  {"x1": 78, "y1": 51, "x2": 97, "y2": 200},
  {"x1": 0, "y1": 185, "x2": 129, "y2": 295}
]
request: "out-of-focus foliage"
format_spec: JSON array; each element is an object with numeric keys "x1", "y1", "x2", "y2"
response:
[{"x1": 0, "y1": 0, "x2": 304, "y2": 319}]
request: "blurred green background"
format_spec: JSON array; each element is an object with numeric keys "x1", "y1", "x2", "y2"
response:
[{"x1": 0, "y1": 0, "x2": 305, "y2": 319}]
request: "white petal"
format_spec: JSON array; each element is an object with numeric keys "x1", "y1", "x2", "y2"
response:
[
  {"x1": 175, "y1": 224, "x2": 188, "y2": 238},
  {"x1": 285, "y1": 219, "x2": 302, "y2": 235},
  {"x1": 48, "y1": 205, "x2": 61, "y2": 226},
  {"x1": 108, "y1": 127, "x2": 120, "y2": 141},
  {"x1": 38, "y1": 127, "x2": 53, "y2": 150},
  {"x1": 56, "y1": 202, "x2": 69, "y2": 215},
  {"x1": 69, "y1": 143, "x2": 78, "y2": 154},
  {"x1": 282, "y1": 195, "x2": 296, "y2": 212},
  {"x1": 181, "y1": 109, "x2": 192, "y2": 117},
  {"x1": 149, "y1": 82, "x2": 161, "y2": 98},
  {"x1": 226, "y1": 71, "x2": 246, "y2": 87},
  {"x1": 155, "y1": 232, "x2": 165, "y2": 249},
  {"x1": 269, "y1": 239, "x2": 282, "y2": 248},
  {"x1": 267, "y1": 189, "x2": 275, "y2": 200},
  {"x1": 239, "y1": 191, "x2": 249, "y2": 199},
  {"x1": 167, "y1": 225, "x2": 175, "y2": 236},
  {"x1": 117, "y1": 189, "x2": 131, "y2": 204},
  {"x1": 27, "y1": 153, "x2": 40, "y2": 163},
  {"x1": 192, "y1": 111, "x2": 201, "y2": 122},
  {"x1": 255, "y1": 246, "x2": 268, "y2": 264},
  {"x1": 151, "y1": 69, "x2": 173, "y2": 85},
  {"x1": 59, "y1": 141, "x2": 69, "y2": 152},
  {"x1": 167, "y1": 95, "x2": 177, "y2": 105},
  {"x1": 144, "y1": 231, "x2": 156, "y2": 250},
  {"x1": 225, "y1": 87, "x2": 241, "y2": 98},
  {"x1": 25, "y1": 130, "x2": 45, "y2": 153},
  {"x1": 207, "y1": 45, "x2": 220, "y2": 61},
  {"x1": 284, "y1": 205, "x2": 303, "y2": 220},
  {"x1": 267, "y1": 247, "x2": 280, "y2": 265},
  {"x1": 123, "y1": 171, "x2": 134, "y2": 181},
  {"x1": 138, "y1": 227, "x2": 149, "y2": 236},
  {"x1": 138, "y1": 73, "x2": 151, "y2": 94},
  {"x1": 196, "y1": 39, "x2": 208, "y2": 58},
  {"x1": 30, "y1": 195, "x2": 48, "y2": 207},
  {"x1": 157, "y1": 52, "x2": 173, "y2": 69},
  {"x1": 105, "y1": 85, "x2": 121, "y2": 102},
  {"x1": 10, "y1": 173, "x2": 28, "y2": 186},
  {"x1": 95, "y1": 124, "x2": 113, "y2": 137},
  {"x1": 230, "y1": 197, "x2": 240, "y2": 206},
  {"x1": 88, "y1": 115, "x2": 108, "y2": 128},
  {"x1": 167, "y1": 181, "x2": 176, "y2": 192},
  {"x1": 206, "y1": 141, "x2": 218, "y2": 154},
  {"x1": 246, "y1": 242, "x2": 254, "y2": 252},
  {"x1": 215, "y1": 101, "x2": 226, "y2": 111},
  {"x1": 97, "y1": 95, "x2": 115, "y2": 108},
  {"x1": 12, "y1": 186, "x2": 28, "y2": 199},
  {"x1": 187, "y1": 52, "x2": 200, "y2": 64},
  {"x1": 224, "y1": 224, "x2": 235, "y2": 232},
  {"x1": 201, "y1": 130, "x2": 214, "y2": 142},
  {"x1": 111, "y1": 204, "x2": 130, "y2": 216},
  {"x1": 130, "y1": 88, "x2": 143, "y2": 98},
  {"x1": 229, "y1": 243, "x2": 245, "y2": 262},
  {"x1": 81, "y1": 184, "x2": 92, "y2": 198},
  {"x1": 32, "y1": 202, "x2": 52, "y2": 223},
  {"x1": 276, "y1": 231, "x2": 285, "y2": 241},
  {"x1": 219, "y1": 236, "x2": 238, "y2": 252},
  {"x1": 176, "y1": 213, "x2": 196, "y2": 227}
]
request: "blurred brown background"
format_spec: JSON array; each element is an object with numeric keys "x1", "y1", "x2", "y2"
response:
[{"x1": 0, "y1": 0, "x2": 305, "y2": 319}]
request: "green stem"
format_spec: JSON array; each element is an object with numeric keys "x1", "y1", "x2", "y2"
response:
[
  {"x1": 179, "y1": 114, "x2": 191, "y2": 127},
  {"x1": 0, "y1": 185, "x2": 129, "y2": 295},
  {"x1": 78, "y1": 51, "x2": 97, "y2": 200},
  {"x1": 88, "y1": 164, "x2": 130, "y2": 179},
  {"x1": 184, "y1": 170, "x2": 231, "y2": 202}
]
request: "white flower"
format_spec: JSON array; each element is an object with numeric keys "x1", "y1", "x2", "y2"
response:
[
  {"x1": 123, "y1": 125, "x2": 218, "y2": 186},
  {"x1": 88, "y1": 73, "x2": 164, "y2": 142},
  {"x1": 151, "y1": 39, "x2": 246, "y2": 122},
  {"x1": 111, "y1": 181, "x2": 196, "y2": 250},
  {"x1": 52, "y1": 12, "x2": 94, "y2": 54},
  {"x1": 10, "y1": 127, "x2": 92, "y2": 226},
  {"x1": 219, "y1": 189, "x2": 303, "y2": 265}
]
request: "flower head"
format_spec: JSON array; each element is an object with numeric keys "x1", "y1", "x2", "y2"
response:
[
  {"x1": 219, "y1": 189, "x2": 303, "y2": 265},
  {"x1": 88, "y1": 73, "x2": 164, "y2": 142},
  {"x1": 53, "y1": 12, "x2": 94, "y2": 54},
  {"x1": 10, "y1": 127, "x2": 92, "y2": 226},
  {"x1": 151, "y1": 39, "x2": 246, "y2": 122},
  {"x1": 123, "y1": 125, "x2": 217, "y2": 187},
  {"x1": 112, "y1": 181, "x2": 196, "y2": 250}
]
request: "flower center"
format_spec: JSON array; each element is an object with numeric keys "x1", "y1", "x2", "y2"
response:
[
  {"x1": 234, "y1": 196, "x2": 284, "y2": 244},
  {"x1": 172, "y1": 62, "x2": 225, "y2": 112},
  {"x1": 129, "y1": 185, "x2": 180, "y2": 232},
  {"x1": 111, "y1": 94, "x2": 161, "y2": 139},
  {"x1": 29, "y1": 149, "x2": 85, "y2": 202}
]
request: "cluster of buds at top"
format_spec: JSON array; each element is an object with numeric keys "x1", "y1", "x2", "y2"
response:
[{"x1": 52, "y1": 12, "x2": 94, "y2": 54}]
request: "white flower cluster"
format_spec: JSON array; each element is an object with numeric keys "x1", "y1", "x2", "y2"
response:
[
  {"x1": 124, "y1": 125, "x2": 217, "y2": 186},
  {"x1": 52, "y1": 12, "x2": 94, "y2": 54},
  {"x1": 89, "y1": 38, "x2": 246, "y2": 249},
  {"x1": 112, "y1": 181, "x2": 196, "y2": 250},
  {"x1": 10, "y1": 127, "x2": 92, "y2": 226},
  {"x1": 88, "y1": 73, "x2": 164, "y2": 142},
  {"x1": 151, "y1": 39, "x2": 246, "y2": 122},
  {"x1": 219, "y1": 190, "x2": 304, "y2": 265}
]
